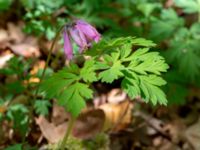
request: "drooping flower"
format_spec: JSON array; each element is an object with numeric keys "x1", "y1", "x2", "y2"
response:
[
  {"x1": 63, "y1": 27, "x2": 73, "y2": 60},
  {"x1": 63, "y1": 19, "x2": 101, "y2": 59},
  {"x1": 76, "y1": 20, "x2": 101, "y2": 42}
]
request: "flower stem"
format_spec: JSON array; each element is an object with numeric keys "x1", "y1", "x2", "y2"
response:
[
  {"x1": 198, "y1": 12, "x2": 200, "y2": 22},
  {"x1": 33, "y1": 26, "x2": 63, "y2": 100},
  {"x1": 59, "y1": 117, "x2": 76, "y2": 150}
]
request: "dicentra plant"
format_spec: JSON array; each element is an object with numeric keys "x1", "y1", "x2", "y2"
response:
[{"x1": 39, "y1": 19, "x2": 169, "y2": 150}]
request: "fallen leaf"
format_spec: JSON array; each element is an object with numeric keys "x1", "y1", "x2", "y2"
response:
[
  {"x1": 35, "y1": 116, "x2": 67, "y2": 143},
  {"x1": 93, "y1": 94, "x2": 107, "y2": 107},
  {"x1": 185, "y1": 117, "x2": 200, "y2": 150},
  {"x1": 107, "y1": 88, "x2": 127, "y2": 104},
  {"x1": 157, "y1": 139, "x2": 179, "y2": 150},
  {"x1": 51, "y1": 104, "x2": 70, "y2": 126},
  {"x1": 165, "y1": 0, "x2": 174, "y2": 8},
  {"x1": 23, "y1": 61, "x2": 45, "y2": 84},
  {"x1": 99, "y1": 100, "x2": 133, "y2": 132},
  {"x1": 30, "y1": 61, "x2": 45, "y2": 75},
  {"x1": 7, "y1": 23, "x2": 40, "y2": 58},
  {"x1": 7, "y1": 22, "x2": 25, "y2": 43},
  {"x1": 0, "y1": 29, "x2": 8, "y2": 43},
  {"x1": 72, "y1": 109, "x2": 105, "y2": 139},
  {"x1": 0, "y1": 106, "x2": 7, "y2": 114},
  {"x1": 0, "y1": 50, "x2": 13, "y2": 68},
  {"x1": 9, "y1": 43, "x2": 40, "y2": 58}
]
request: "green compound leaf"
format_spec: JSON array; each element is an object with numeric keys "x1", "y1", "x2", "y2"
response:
[
  {"x1": 126, "y1": 48, "x2": 169, "y2": 75},
  {"x1": 131, "y1": 38, "x2": 156, "y2": 47},
  {"x1": 137, "y1": 2, "x2": 162, "y2": 17},
  {"x1": 139, "y1": 75, "x2": 167, "y2": 105},
  {"x1": 41, "y1": 65, "x2": 80, "y2": 98},
  {"x1": 122, "y1": 77, "x2": 141, "y2": 98},
  {"x1": 149, "y1": 8, "x2": 184, "y2": 42},
  {"x1": 34, "y1": 100, "x2": 51, "y2": 116},
  {"x1": 5, "y1": 144, "x2": 22, "y2": 150},
  {"x1": 97, "y1": 49, "x2": 124, "y2": 84},
  {"x1": 174, "y1": 0, "x2": 200, "y2": 13},
  {"x1": 57, "y1": 82, "x2": 93, "y2": 117},
  {"x1": 93, "y1": 37, "x2": 168, "y2": 105},
  {"x1": 115, "y1": 40, "x2": 168, "y2": 105},
  {"x1": 85, "y1": 37, "x2": 156, "y2": 56},
  {"x1": 121, "y1": 71, "x2": 167, "y2": 105},
  {"x1": 41, "y1": 37, "x2": 169, "y2": 117},
  {"x1": 98, "y1": 60, "x2": 124, "y2": 83},
  {"x1": 41, "y1": 63, "x2": 93, "y2": 117},
  {"x1": 166, "y1": 26, "x2": 200, "y2": 81},
  {"x1": 6, "y1": 104, "x2": 29, "y2": 136},
  {"x1": 80, "y1": 59, "x2": 97, "y2": 82},
  {"x1": 91, "y1": 37, "x2": 168, "y2": 105}
]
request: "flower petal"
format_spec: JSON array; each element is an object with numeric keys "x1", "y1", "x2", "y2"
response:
[
  {"x1": 69, "y1": 26, "x2": 88, "y2": 52},
  {"x1": 63, "y1": 28, "x2": 73, "y2": 60}
]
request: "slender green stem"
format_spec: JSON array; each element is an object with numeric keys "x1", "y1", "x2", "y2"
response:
[
  {"x1": 59, "y1": 117, "x2": 76, "y2": 150},
  {"x1": 198, "y1": 12, "x2": 200, "y2": 22},
  {"x1": 198, "y1": 0, "x2": 200, "y2": 22},
  {"x1": 33, "y1": 26, "x2": 63, "y2": 100}
]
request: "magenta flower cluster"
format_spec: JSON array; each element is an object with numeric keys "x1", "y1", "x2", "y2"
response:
[{"x1": 63, "y1": 20, "x2": 101, "y2": 59}]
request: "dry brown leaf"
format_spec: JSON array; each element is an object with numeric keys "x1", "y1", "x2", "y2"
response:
[
  {"x1": 157, "y1": 139, "x2": 179, "y2": 150},
  {"x1": 185, "y1": 118, "x2": 200, "y2": 150},
  {"x1": 0, "y1": 106, "x2": 7, "y2": 114},
  {"x1": 165, "y1": 0, "x2": 174, "y2": 8},
  {"x1": 7, "y1": 22, "x2": 25, "y2": 43},
  {"x1": 0, "y1": 29, "x2": 9, "y2": 42},
  {"x1": 107, "y1": 88, "x2": 127, "y2": 104},
  {"x1": 72, "y1": 101, "x2": 133, "y2": 139},
  {"x1": 23, "y1": 60, "x2": 45, "y2": 84},
  {"x1": 93, "y1": 94, "x2": 107, "y2": 107},
  {"x1": 0, "y1": 50, "x2": 13, "y2": 68},
  {"x1": 27, "y1": 77, "x2": 40, "y2": 83},
  {"x1": 99, "y1": 100, "x2": 133, "y2": 132},
  {"x1": 9, "y1": 43, "x2": 40, "y2": 58},
  {"x1": 35, "y1": 116, "x2": 67, "y2": 143},
  {"x1": 30, "y1": 61, "x2": 45, "y2": 75},
  {"x1": 51, "y1": 104, "x2": 70, "y2": 126},
  {"x1": 72, "y1": 109, "x2": 105, "y2": 139},
  {"x1": 94, "y1": 89, "x2": 127, "y2": 107},
  {"x1": 6, "y1": 23, "x2": 40, "y2": 58},
  {"x1": 153, "y1": 136, "x2": 163, "y2": 147},
  {"x1": 162, "y1": 121, "x2": 184, "y2": 143}
]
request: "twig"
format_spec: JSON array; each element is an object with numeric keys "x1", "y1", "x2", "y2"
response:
[
  {"x1": 135, "y1": 111, "x2": 171, "y2": 140},
  {"x1": 135, "y1": 111, "x2": 195, "y2": 150}
]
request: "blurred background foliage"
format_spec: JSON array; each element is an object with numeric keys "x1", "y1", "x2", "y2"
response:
[
  {"x1": 1, "y1": 0, "x2": 200, "y2": 149},
  {"x1": 1, "y1": 0, "x2": 196, "y2": 105}
]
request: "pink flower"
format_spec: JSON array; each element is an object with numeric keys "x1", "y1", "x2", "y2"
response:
[
  {"x1": 63, "y1": 19, "x2": 101, "y2": 59},
  {"x1": 76, "y1": 20, "x2": 101, "y2": 43}
]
